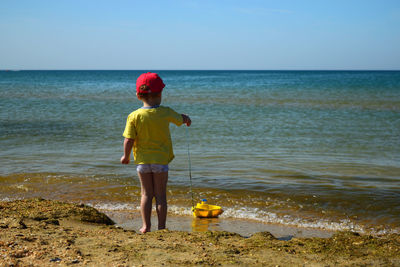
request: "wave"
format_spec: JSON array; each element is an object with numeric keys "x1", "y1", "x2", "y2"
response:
[{"x1": 90, "y1": 201, "x2": 399, "y2": 236}]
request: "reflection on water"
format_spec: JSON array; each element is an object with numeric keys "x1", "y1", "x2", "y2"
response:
[{"x1": 191, "y1": 217, "x2": 221, "y2": 232}]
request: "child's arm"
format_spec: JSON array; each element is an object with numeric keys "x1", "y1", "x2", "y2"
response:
[
  {"x1": 181, "y1": 114, "x2": 191, "y2": 126},
  {"x1": 120, "y1": 138, "x2": 134, "y2": 164}
]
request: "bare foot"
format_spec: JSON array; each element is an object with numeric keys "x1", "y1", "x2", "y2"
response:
[{"x1": 140, "y1": 226, "x2": 150, "y2": 234}]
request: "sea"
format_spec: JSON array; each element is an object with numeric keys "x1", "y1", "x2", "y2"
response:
[{"x1": 1, "y1": 70, "x2": 399, "y2": 235}]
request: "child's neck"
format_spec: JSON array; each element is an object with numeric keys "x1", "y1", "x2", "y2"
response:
[{"x1": 142, "y1": 98, "x2": 161, "y2": 107}]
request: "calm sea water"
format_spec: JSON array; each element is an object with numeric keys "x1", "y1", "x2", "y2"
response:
[{"x1": 1, "y1": 70, "x2": 399, "y2": 234}]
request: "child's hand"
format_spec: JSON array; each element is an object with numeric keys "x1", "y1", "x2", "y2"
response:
[
  {"x1": 182, "y1": 114, "x2": 191, "y2": 126},
  {"x1": 120, "y1": 155, "x2": 130, "y2": 164},
  {"x1": 121, "y1": 138, "x2": 134, "y2": 164}
]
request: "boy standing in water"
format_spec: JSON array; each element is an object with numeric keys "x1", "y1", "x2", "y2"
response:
[{"x1": 121, "y1": 72, "x2": 191, "y2": 233}]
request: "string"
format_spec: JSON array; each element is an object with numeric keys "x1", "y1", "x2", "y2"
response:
[{"x1": 186, "y1": 126, "x2": 195, "y2": 210}]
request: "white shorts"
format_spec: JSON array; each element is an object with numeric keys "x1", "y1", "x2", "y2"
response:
[{"x1": 136, "y1": 164, "x2": 169, "y2": 174}]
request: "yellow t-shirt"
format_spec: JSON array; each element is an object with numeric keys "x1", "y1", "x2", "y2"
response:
[{"x1": 123, "y1": 106, "x2": 184, "y2": 165}]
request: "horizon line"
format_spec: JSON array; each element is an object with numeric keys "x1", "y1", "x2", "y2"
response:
[{"x1": 1, "y1": 69, "x2": 400, "y2": 71}]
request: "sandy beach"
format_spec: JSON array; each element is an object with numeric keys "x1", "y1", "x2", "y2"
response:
[{"x1": 1, "y1": 198, "x2": 399, "y2": 266}]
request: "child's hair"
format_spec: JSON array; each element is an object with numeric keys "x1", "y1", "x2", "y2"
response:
[{"x1": 137, "y1": 85, "x2": 161, "y2": 99}]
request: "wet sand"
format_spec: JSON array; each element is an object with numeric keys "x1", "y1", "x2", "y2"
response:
[
  {"x1": 1, "y1": 198, "x2": 399, "y2": 266},
  {"x1": 105, "y1": 210, "x2": 334, "y2": 239}
]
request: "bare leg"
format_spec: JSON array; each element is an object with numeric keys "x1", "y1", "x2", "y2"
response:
[
  {"x1": 153, "y1": 172, "x2": 168, "y2": 230},
  {"x1": 138, "y1": 172, "x2": 154, "y2": 233}
]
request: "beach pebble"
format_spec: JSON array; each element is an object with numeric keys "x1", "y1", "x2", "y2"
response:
[
  {"x1": 44, "y1": 219, "x2": 60, "y2": 225},
  {"x1": 8, "y1": 218, "x2": 27, "y2": 229},
  {"x1": 0, "y1": 220, "x2": 9, "y2": 228},
  {"x1": 11, "y1": 249, "x2": 28, "y2": 258}
]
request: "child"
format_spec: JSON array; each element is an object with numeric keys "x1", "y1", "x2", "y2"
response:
[{"x1": 120, "y1": 72, "x2": 191, "y2": 233}]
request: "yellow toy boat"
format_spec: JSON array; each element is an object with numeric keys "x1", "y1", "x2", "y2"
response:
[{"x1": 192, "y1": 199, "x2": 223, "y2": 218}]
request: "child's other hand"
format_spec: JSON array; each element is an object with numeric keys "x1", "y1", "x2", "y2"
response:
[
  {"x1": 120, "y1": 155, "x2": 130, "y2": 164},
  {"x1": 182, "y1": 114, "x2": 191, "y2": 126}
]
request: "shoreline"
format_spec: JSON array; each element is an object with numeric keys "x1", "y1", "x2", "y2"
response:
[
  {"x1": 1, "y1": 198, "x2": 399, "y2": 266},
  {"x1": 1, "y1": 172, "x2": 399, "y2": 236},
  {"x1": 104, "y1": 210, "x2": 335, "y2": 239}
]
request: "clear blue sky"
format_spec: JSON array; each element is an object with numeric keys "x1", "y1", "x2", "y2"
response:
[{"x1": 1, "y1": 0, "x2": 399, "y2": 70}]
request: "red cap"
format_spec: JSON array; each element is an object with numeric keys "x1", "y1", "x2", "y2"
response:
[{"x1": 136, "y1": 72, "x2": 165, "y2": 94}]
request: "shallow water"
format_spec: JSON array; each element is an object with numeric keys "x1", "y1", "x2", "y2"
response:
[
  {"x1": 107, "y1": 210, "x2": 334, "y2": 239},
  {"x1": 1, "y1": 70, "x2": 399, "y2": 234}
]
